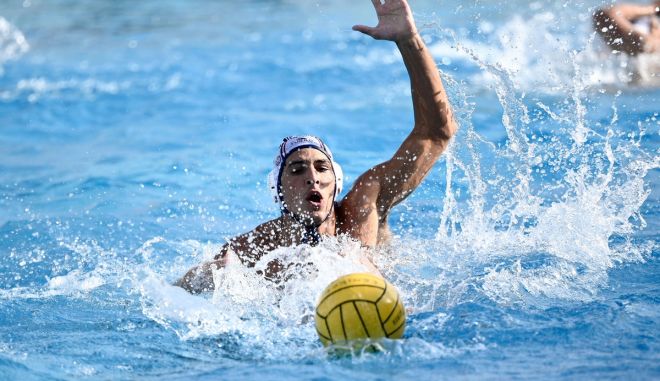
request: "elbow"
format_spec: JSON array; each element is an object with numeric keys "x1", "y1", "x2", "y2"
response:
[
  {"x1": 415, "y1": 94, "x2": 457, "y2": 142},
  {"x1": 422, "y1": 117, "x2": 456, "y2": 143},
  {"x1": 439, "y1": 120, "x2": 457, "y2": 142},
  {"x1": 432, "y1": 107, "x2": 458, "y2": 142}
]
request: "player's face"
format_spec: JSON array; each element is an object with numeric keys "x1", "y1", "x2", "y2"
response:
[{"x1": 280, "y1": 148, "x2": 336, "y2": 225}]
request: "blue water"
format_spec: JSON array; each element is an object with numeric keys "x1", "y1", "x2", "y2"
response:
[{"x1": 1, "y1": 0, "x2": 659, "y2": 379}]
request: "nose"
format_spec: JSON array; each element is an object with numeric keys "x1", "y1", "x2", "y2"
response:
[{"x1": 306, "y1": 169, "x2": 321, "y2": 185}]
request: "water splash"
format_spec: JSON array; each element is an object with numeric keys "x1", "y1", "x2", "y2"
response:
[
  {"x1": 129, "y1": 10, "x2": 660, "y2": 356},
  {"x1": 0, "y1": 17, "x2": 29, "y2": 76},
  {"x1": 1, "y1": 3, "x2": 656, "y2": 368},
  {"x1": 135, "y1": 237, "x2": 388, "y2": 359},
  {"x1": 0, "y1": 237, "x2": 117, "y2": 300},
  {"x1": 427, "y1": 11, "x2": 660, "y2": 91},
  {"x1": 409, "y1": 13, "x2": 660, "y2": 310}
]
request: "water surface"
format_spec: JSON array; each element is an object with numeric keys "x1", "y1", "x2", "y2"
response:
[{"x1": 1, "y1": 1, "x2": 659, "y2": 380}]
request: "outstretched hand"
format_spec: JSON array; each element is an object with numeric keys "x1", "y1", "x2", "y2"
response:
[{"x1": 352, "y1": 0, "x2": 418, "y2": 42}]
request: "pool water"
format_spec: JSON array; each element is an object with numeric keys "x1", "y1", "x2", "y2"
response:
[{"x1": 1, "y1": 0, "x2": 658, "y2": 380}]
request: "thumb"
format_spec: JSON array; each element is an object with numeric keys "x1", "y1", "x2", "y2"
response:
[{"x1": 352, "y1": 24, "x2": 376, "y2": 37}]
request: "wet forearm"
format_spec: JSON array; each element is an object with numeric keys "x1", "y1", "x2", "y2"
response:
[
  {"x1": 608, "y1": 4, "x2": 658, "y2": 21},
  {"x1": 174, "y1": 261, "x2": 219, "y2": 294},
  {"x1": 396, "y1": 34, "x2": 455, "y2": 140}
]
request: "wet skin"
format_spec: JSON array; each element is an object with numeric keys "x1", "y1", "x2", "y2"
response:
[
  {"x1": 176, "y1": 0, "x2": 457, "y2": 293},
  {"x1": 279, "y1": 149, "x2": 337, "y2": 227}
]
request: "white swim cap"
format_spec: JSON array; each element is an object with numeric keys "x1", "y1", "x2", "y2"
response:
[{"x1": 267, "y1": 135, "x2": 343, "y2": 204}]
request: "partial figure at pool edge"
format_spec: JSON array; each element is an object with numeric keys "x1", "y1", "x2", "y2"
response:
[
  {"x1": 175, "y1": 0, "x2": 458, "y2": 294},
  {"x1": 593, "y1": 0, "x2": 660, "y2": 55}
]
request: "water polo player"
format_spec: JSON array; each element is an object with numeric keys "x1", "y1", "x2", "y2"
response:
[
  {"x1": 593, "y1": 1, "x2": 660, "y2": 55},
  {"x1": 175, "y1": 0, "x2": 457, "y2": 293}
]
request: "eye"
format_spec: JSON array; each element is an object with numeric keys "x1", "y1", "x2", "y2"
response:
[
  {"x1": 289, "y1": 164, "x2": 307, "y2": 174},
  {"x1": 315, "y1": 162, "x2": 332, "y2": 172}
]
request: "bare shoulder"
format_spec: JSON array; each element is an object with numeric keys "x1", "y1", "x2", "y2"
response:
[
  {"x1": 343, "y1": 167, "x2": 382, "y2": 201},
  {"x1": 336, "y1": 168, "x2": 384, "y2": 246}
]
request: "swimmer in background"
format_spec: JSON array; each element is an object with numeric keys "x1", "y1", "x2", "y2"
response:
[
  {"x1": 593, "y1": 1, "x2": 660, "y2": 55},
  {"x1": 175, "y1": 0, "x2": 457, "y2": 293}
]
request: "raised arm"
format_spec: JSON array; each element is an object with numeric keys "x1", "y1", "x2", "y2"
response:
[{"x1": 347, "y1": 0, "x2": 456, "y2": 225}]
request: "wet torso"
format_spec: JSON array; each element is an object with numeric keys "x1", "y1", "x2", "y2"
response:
[{"x1": 218, "y1": 200, "x2": 389, "y2": 278}]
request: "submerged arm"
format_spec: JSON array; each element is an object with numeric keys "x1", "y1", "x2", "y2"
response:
[
  {"x1": 174, "y1": 220, "x2": 284, "y2": 293},
  {"x1": 174, "y1": 257, "x2": 225, "y2": 294},
  {"x1": 174, "y1": 245, "x2": 230, "y2": 294}
]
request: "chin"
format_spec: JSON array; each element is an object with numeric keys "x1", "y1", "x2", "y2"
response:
[
  {"x1": 300, "y1": 209, "x2": 322, "y2": 223},
  {"x1": 302, "y1": 208, "x2": 331, "y2": 226},
  {"x1": 310, "y1": 212, "x2": 326, "y2": 225},
  {"x1": 313, "y1": 206, "x2": 334, "y2": 222},
  {"x1": 286, "y1": 201, "x2": 332, "y2": 225}
]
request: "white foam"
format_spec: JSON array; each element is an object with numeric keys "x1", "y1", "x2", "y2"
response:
[
  {"x1": 135, "y1": 237, "x2": 382, "y2": 358},
  {"x1": 0, "y1": 267, "x2": 106, "y2": 300},
  {"x1": 47, "y1": 269, "x2": 105, "y2": 294},
  {"x1": 4, "y1": 77, "x2": 131, "y2": 102},
  {"x1": 429, "y1": 12, "x2": 660, "y2": 91},
  {"x1": 135, "y1": 236, "x2": 495, "y2": 360},
  {"x1": 0, "y1": 17, "x2": 29, "y2": 75}
]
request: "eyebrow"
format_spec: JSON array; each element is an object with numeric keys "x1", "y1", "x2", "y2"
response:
[{"x1": 287, "y1": 159, "x2": 330, "y2": 167}]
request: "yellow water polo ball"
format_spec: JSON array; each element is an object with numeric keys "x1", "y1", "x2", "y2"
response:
[{"x1": 314, "y1": 273, "x2": 406, "y2": 346}]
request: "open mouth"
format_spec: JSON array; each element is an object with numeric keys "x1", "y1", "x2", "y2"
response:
[{"x1": 306, "y1": 191, "x2": 323, "y2": 207}]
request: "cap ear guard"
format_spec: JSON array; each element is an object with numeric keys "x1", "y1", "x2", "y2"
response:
[
  {"x1": 332, "y1": 160, "x2": 343, "y2": 199},
  {"x1": 267, "y1": 166, "x2": 280, "y2": 203}
]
